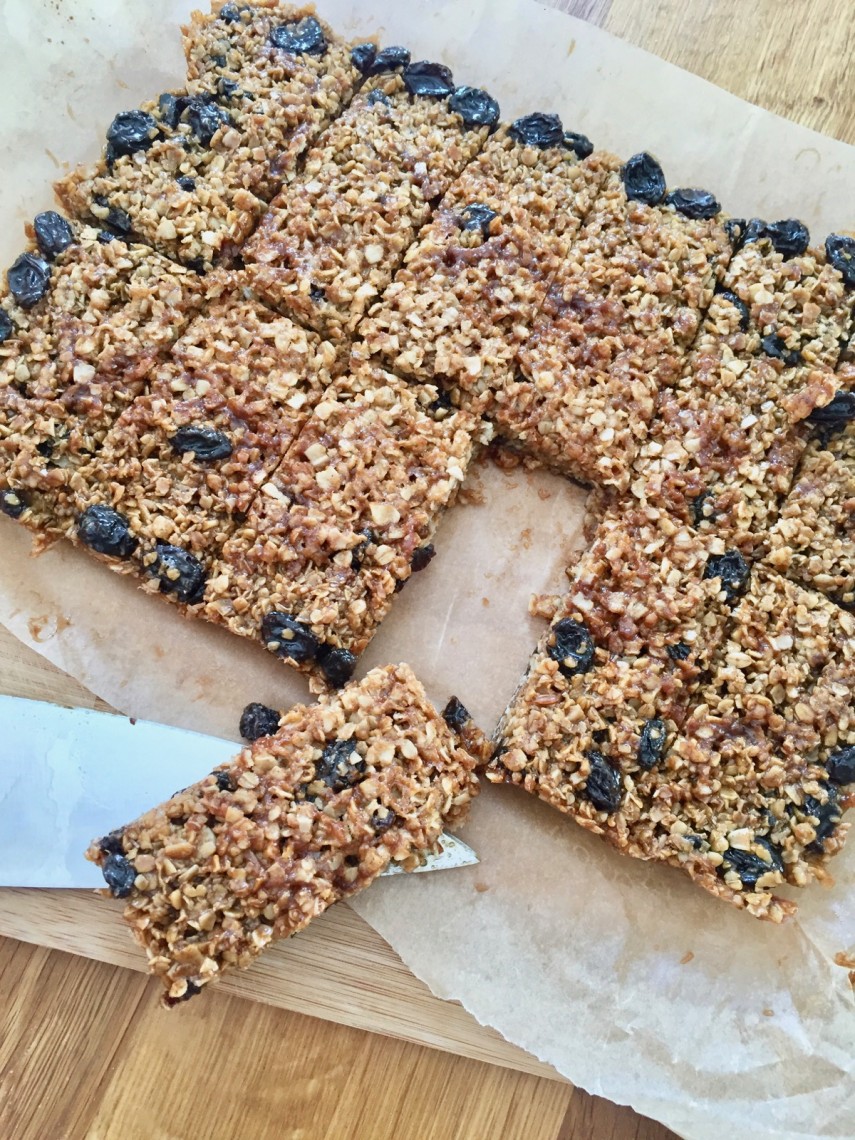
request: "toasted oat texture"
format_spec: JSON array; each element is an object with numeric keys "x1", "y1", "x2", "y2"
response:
[
  {"x1": 204, "y1": 362, "x2": 489, "y2": 690},
  {"x1": 183, "y1": 1, "x2": 360, "y2": 190},
  {"x1": 630, "y1": 232, "x2": 855, "y2": 549},
  {"x1": 85, "y1": 663, "x2": 480, "y2": 1006},
  {"x1": 766, "y1": 420, "x2": 855, "y2": 608},
  {"x1": 357, "y1": 120, "x2": 612, "y2": 393},
  {"x1": 244, "y1": 67, "x2": 496, "y2": 341},
  {"x1": 493, "y1": 167, "x2": 733, "y2": 487},
  {"x1": 0, "y1": 221, "x2": 205, "y2": 532},
  {"x1": 69, "y1": 272, "x2": 338, "y2": 600}
]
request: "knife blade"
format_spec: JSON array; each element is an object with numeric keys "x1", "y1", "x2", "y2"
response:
[{"x1": 0, "y1": 695, "x2": 478, "y2": 888}]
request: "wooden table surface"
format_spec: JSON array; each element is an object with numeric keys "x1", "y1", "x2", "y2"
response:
[{"x1": 2, "y1": 2, "x2": 853, "y2": 1137}]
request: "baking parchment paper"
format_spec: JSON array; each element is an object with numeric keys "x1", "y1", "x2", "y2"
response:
[{"x1": 1, "y1": 2, "x2": 853, "y2": 1137}]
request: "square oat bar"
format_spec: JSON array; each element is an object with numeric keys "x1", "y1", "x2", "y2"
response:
[
  {"x1": 243, "y1": 62, "x2": 499, "y2": 341},
  {"x1": 204, "y1": 362, "x2": 489, "y2": 689},
  {"x1": 85, "y1": 662, "x2": 480, "y2": 1005},
  {"x1": 69, "y1": 273, "x2": 338, "y2": 602}
]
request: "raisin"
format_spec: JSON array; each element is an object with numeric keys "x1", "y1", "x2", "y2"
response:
[
  {"x1": 717, "y1": 289, "x2": 750, "y2": 331},
  {"x1": 33, "y1": 211, "x2": 74, "y2": 259},
  {"x1": 723, "y1": 218, "x2": 746, "y2": 247},
  {"x1": 218, "y1": 78, "x2": 240, "y2": 99},
  {"x1": 371, "y1": 46, "x2": 411, "y2": 73},
  {"x1": 350, "y1": 42, "x2": 377, "y2": 72},
  {"x1": 372, "y1": 807, "x2": 396, "y2": 833},
  {"x1": 101, "y1": 852, "x2": 136, "y2": 898},
  {"x1": 563, "y1": 130, "x2": 593, "y2": 158},
  {"x1": 212, "y1": 55, "x2": 227, "y2": 69},
  {"x1": 269, "y1": 17, "x2": 327, "y2": 55},
  {"x1": 448, "y1": 86, "x2": 500, "y2": 129},
  {"x1": 825, "y1": 233, "x2": 855, "y2": 287},
  {"x1": 215, "y1": 770, "x2": 235, "y2": 792},
  {"x1": 620, "y1": 152, "x2": 666, "y2": 205},
  {"x1": 403, "y1": 61, "x2": 454, "y2": 98},
  {"x1": 509, "y1": 112, "x2": 564, "y2": 149},
  {"x1": 804, "y1": 785, "x2": 841, "y2": 852},
  {"x1": 218, "y1": 3, "x2": 244, "y2": 23},
  {"x1": 428, "y1": 389, "x2": 454, "y2": 417},
  {"x1": 666, "y1": 641, "x2": 691, "y2": 661},
  {"x1": 637, "y1": 718, "x2": 667, "y2": 770},
  {"x1": 765, "y1": 218, "x2": 809, "y2": 258},
  {"x1": 350, "y1": 528, "x2": 376, "y2": 572},
  {"x1": 665, "y1": 188, "x2": 720, "y2": 219},
  {"x1": 98, "y1": 831, "x2": 125, "y2": 856},
  {"x1": 77, "y1": 504, "x2": 137, "y2": 558},
  {"x1": 106, "y1": 110, "x2": 157, "y2": 158},
  {"x1": 459, "y1": 203, "x2": 498, "y2": 238},
  {"x1": 315, "y1": 739, "x2": 365, "y2": 791},
  {"x1": 442, "y1": 695, "x2": 470, "y2": 732},
  {"x1": 0, "y1": 310, "x2": 13, "y2": 342},
  {"x1": 93, "y1": 196, "x2": 132, "y2": 236},
  {"x1": 308, "y1": 283, "x2": 326, "y2": 302},
  {"x1": 7, "y1": 253, "x2": 50, "y2": 308},
  {"x1": 165, "y1": 980, "x2": 203, "y2": 1006},
  {"x1": 261, "y1": 611, "x2": 321, "y2": 664},
  {"x1": 0, "y1": 489, "x2": 26, "y2": 519},
  {"x1": 721, "y1": 838, "x2": 783, "y2": 889},
  {"x1": 584, "y1": 750, "x2": 622, "y2": 813},
  {"x1": 158, "y1": 92, "x2": 181, "y2": 129},
  {"x1": 96, "y1": 230, "x2": 117, "y2": 244},
  {"x1": 411, "y1": 543, "x2": 435, "y2": 572},
  {"x1": 239, "y1": 702, "x2": 280, "y2": 741},
  {"x1": 183, "y1": 97, "x2": 231, "y2": 145},
  {"x1": 317, "y1": 645, "x2": 356, "y2": 688},
  {"x1": 169, "y1": 425, "x2": 233, "y2": 461},
  {"x1": 150, "y1": 543, "x2": 207, "y2": 604},
  {"x1": 761, "y1": 333, "x2": 801, "y2": 366},
  {"x1": 547, "y1": 617, "x2": 595, "y2": 677},
  {"x1": 827, "y1": 745, "x2": 855, "y2": 785},
  {"x1": 176, "y1": 176, "x2": 196, "y2": 192},
  {"x1": 366, "y1": 89, "x2": 391, "y2": 108},
  {"x1": 741, "y1": 217, "x2": 769, "y2": 246},
  {"x1": 703, "y1": 550, "x2": 750, "y2": 603},
  {"x1": 35, "y1": 439, "x2": 54, "y2": 458},
  {"x1": 691, "y1": 489, "x2": 715, "y2": 526},
  {"x1": 806, "y1": 390, "x2": 855, "y2": 431}
]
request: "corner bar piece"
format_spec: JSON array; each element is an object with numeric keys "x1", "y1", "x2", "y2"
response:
[
  {"x1": 244, "y1": 62, "x2": 499, "y2": 341},
  {"x1": 69, "y1": 273, "x2": 337, "y2": 603},
  {"x1": 204, "y1": 362, "x2": 489, "y2": 690},
  {"x1": 86, "y1": 663, "x2": 480, "y2": 1005}
]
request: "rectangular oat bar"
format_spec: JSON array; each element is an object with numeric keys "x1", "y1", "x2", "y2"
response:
[
  {"x1": 69, "y1": 273, "x2": 338, "y2": 602},
  {"x1": 204, "y1": 362, "x2": 489, "y2": 689},
  {"x1": 0, "y1": 217, "x2": 205, "y2": 533},
  {"x1": 85, "y1": 662, "x2": 480, "y2": 1005},
  {"x1": 357, "y1": 114, "x2": 611, "y2": 394},
  {"x1": 491, "y1": 160, "x2": 733, "y2": 487},
  {"x1": 629, "y1": 225, "x2": 855, "y2": 549},
  {"x1": 243, "y1": 62, "x2": 499, "y2": 341}
]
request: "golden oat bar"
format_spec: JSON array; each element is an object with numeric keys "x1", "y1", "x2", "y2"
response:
[
  {"x1": 630, "y1": 226, "x2": 855, "y2": 549},
  {"x1": 487, "y1": 508, "x2": 736, "y2": 848},
  {"x1": 56, "y1": 90, "x2": 268, "y2": 271},
  {"x1": 492, "y1": 158, "x2": 733, "y2": 488},
  {"x1": 243, "y1": 63, "x2": 499, "y2": 341},
  {"x1": 85, "y1": 663, "x2": 480, "y2": 1006},
  {"x1": 357, "y1": 114, "x2": 611, "y2": 394},
  {"x1": 69, "y1": 275, "x2": 338, "y2": 603},
  {"x1": 0, "y1": 218, "x2": 205, "y2": 532},
  {"x1": 638, "y1": 568, "x2": 855, "y2": 921},
  {"x1": 182, "y1": 2, "x2": 361, "y2": 193},
  {"x1": 204, "y1": 362, "x2": 489, "y2": 689}
]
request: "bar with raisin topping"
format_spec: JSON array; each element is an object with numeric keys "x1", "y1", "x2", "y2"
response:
[
  {"x1": 69, "y1": 273, "x2": 338, "y2": 603},
  {"x1": 203, "y1": 362, "x2": 489, "y2": 689},
  {"x1": 243, "y1": 61, "x2": 499, "y2": 341},
  {"x1": 85, "y1": 663, "x2": 480, "y2": 1006}
]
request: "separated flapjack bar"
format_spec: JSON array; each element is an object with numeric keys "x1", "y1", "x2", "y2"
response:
[
  {"x1": 85, "y1": 663, "x2": 480, "y2": 1005},
  {"x1": 69, "y1": 273, "x2": 338, "y2": 603},
  {"x1": 630, "y1": 224, "x2": 855, "y2": 548},
  {"x1": 357, "y1": 113, "x2": 610, "y2": 394},
  {"x1": 244, "y1": 59, "x2": 499, "y2": 341},
  {"x1": 491, "y1": 160, "x2": 734, "y2": 488},
  {"x1": 203, "y1": 362, "x2": 489, "y2": 689},
  {"x1": 640, "y1": 568, "x2": 854, "y2": 921},
  {"x1": 182, "y1": 1, "x2": 360, "y2": 194},
  {"x1": 0, "y1": 217, "x2": 205, "y2": 533}
]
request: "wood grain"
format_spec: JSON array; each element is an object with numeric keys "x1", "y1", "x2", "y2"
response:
[{"x1": 2, "y1": 0, "x2": 849, "y2": 1136}]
